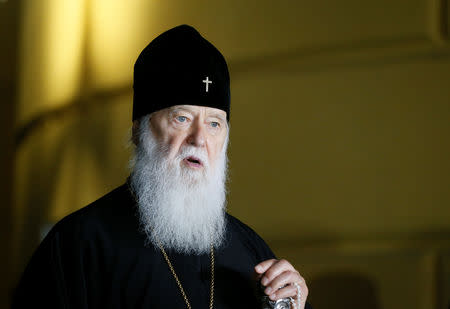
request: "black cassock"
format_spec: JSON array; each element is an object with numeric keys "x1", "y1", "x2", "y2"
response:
[{"x1": 13, "y1": 183, "x2": 312, "y2": 309}]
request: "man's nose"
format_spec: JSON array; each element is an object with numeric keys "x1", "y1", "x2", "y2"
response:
[{"x1": 187, "y1": 121, "x2": 206, "y2": 147}]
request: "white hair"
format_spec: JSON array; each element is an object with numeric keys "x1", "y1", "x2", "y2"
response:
[{"x1": 129, "y1": 114, "x2": 229, "y2": 255}]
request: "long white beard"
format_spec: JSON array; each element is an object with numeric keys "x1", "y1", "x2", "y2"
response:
[{"x1": 129, "y1": 115, "x2": 228, "y2": 255}]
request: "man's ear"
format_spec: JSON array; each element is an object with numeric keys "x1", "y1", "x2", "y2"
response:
[{"x1": 131, "y1": 120, "x2": 140, "y2": 146}]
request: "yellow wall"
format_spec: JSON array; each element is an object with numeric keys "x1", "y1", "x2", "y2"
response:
[{"x1": 6, "y1": 1, "x2": 450, "y2": 308}]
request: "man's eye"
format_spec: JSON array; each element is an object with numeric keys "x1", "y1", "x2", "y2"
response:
[
  {"x1": 210, "y1": 122, "x2": 220, "y2": 128},
  {"x1": 176, "y1": 116, "x2": 187, "y2": 122}
]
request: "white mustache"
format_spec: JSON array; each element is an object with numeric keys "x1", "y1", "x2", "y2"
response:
[{"x1": 176, "y1": 146, "x2": 209, "y2": 168}]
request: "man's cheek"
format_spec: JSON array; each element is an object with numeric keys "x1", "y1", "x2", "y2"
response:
[{"x1": 169, "y1": 138, "x2": 185, "y2": 156}]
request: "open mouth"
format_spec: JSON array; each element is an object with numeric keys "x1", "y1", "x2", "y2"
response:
[{"x1": 183, "y1": 156, "x2": 203, "y2": 168}]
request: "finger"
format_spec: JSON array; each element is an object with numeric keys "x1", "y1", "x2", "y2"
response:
[
  {"x1": 261, "y1": 259, "x2": 295, "y2": 286},
  {"x1": 264, "y1": 270, "x2": 300, "y2": 296},
  {"x1": 287, "y1": 280, "x2": 309, "y2": 309},
  {"x1": 270, "y1": 281, "x2": 309, "y2": 308},
  {"x1": 254, "y1": 259, "x2": 277, "y2": 274},
  {"x1": 268, "y1": 284, "x2": 297, "y2": 301}
]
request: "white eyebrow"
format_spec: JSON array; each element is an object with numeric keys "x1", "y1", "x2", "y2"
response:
[
  {"x1": 208, "y1": 113, "x2": 226, "y2": 122},
  {"x1": 170, "y1": 107, "x2": 225, "y2": 119}
]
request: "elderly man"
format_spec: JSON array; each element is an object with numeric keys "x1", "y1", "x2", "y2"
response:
[{"x1": 13, "y1": 25, "x2": 310, "y2": 309}]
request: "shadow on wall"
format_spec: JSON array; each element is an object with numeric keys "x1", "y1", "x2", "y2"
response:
[{"x1": 308, "y1": 271, "x2": 380, "y2": 309}]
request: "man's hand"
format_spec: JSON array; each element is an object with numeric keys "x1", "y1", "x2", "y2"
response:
[{"x1": 255, "y1": 259, "x2": 308, "y2": 309}]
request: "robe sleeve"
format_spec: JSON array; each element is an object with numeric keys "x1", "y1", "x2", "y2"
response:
[
  {"x1": 226, "y1": 214, "x2": 314, "y2": 309},
  {"x1": 12, "y1": 230, "x2": 68, "y2": 308},
  {"x1": 12, "y1": 220, "x2": 89, "y2": 309}
]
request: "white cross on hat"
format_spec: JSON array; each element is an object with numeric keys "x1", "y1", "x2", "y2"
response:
[{"x1": 202, "y1": 76, "x2": 212, "y2": 92}]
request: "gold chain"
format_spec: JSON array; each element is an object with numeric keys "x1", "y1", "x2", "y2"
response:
[{"x1": 158, "y1": 243, "x2": 215, "y2": 309}]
